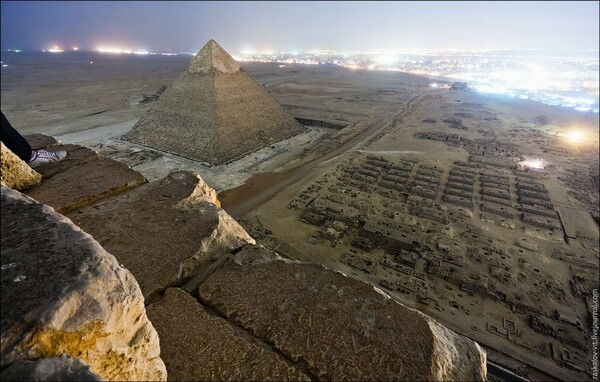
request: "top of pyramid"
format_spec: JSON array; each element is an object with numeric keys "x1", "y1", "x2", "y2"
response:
[{"x1": 188, "y1": 39, "x2": 242, "y2": 74}]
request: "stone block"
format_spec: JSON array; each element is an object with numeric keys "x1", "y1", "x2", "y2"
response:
[
  {"x1": 1, "y1": 186, "x2": 166, "y2": 381},
  {"x1": 199, "y1": 246, "x2": 487, "y2": 381},
  {"x1": 69, "y1": 171, "x2": 254, "y2": 299},
  {"x1": 147, "y1": 288, "x2": 309, "y2": 381}
]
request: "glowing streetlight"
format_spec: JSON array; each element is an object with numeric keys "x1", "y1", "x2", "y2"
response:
[{"x1": 47, "y1": 46, "x2": 64, "y2": 53}]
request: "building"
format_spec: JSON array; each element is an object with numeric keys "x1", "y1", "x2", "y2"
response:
[{"x1": 360, "y1": 221, "x2": 421, "y2": 251}]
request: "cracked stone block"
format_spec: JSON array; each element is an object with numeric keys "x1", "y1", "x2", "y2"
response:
[
  {"x1": 23, "y1": 133, "x2": 60, "y2": 150},
  {"x1": 147, "y1": 288, "x2": 309, "y2": 381},
  {"x1": 30, "y1": 144, "x2": 98, "y2": 179},
  {"x1": 1, "y1": 142, "x2": 41, "y2": 190},
  {"x1": 199, "y1": 245, "x2": 487, "y2": 381},
  {"x1": 24, "y1": 144, "x2": 147, "y2": 213},
  {"x1": 68, "y1": 171, "x2": 254, "y2": 299},
  {"x1": 1, "y1": 186, "x2": 166, "y2": 381}
]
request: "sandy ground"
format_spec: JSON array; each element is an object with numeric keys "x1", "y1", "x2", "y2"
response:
[{"x1": 2, "y1": 52, "x2": 599, "y2": 381}]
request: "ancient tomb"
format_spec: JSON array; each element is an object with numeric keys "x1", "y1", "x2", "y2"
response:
[{"x1": 124, "y1": 39, "x2": 303, "y2": 164}]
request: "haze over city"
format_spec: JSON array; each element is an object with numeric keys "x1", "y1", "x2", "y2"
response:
[{"x1": 3, "y1": 1, "x2": 598, "y2": 113}]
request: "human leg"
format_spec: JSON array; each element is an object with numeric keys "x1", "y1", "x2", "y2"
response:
[{"x1": 1, "y1": 112, "x2": 33, "y2": 162}]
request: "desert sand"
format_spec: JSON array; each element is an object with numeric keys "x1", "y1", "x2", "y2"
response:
[{"x1": 1, "y1": 50, "x2": 599, "y2": 381}]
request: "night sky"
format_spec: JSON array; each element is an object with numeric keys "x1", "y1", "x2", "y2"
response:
[{"x1": 1, "y1": 1, "x2": 598, "y2": 53}]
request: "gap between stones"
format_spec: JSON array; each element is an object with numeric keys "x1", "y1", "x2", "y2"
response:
[
  {"x1": 144, "y1": 244, "x2": 320, "y2": 381},
  {"x1": 196, "y1": 287, "x2": 320, "y2": 382}
]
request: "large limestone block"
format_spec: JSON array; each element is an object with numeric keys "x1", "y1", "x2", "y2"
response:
[
  {"x1": 0, "y1": 186, "x2": 166, "y2": 381},
  {"x1": 199, "y1": 245, "x2": 487, "y2": 381},
  {"x1": 147, "y1": 288, "x2": 309, "y2": 381},
  {"x1": 25, "y1": 144, "x2": 147, "y2": 214},
  {"x1": 69, "y1": 171, "x2": 254, "y2": 299},
  {"x1": 23, "y1": 133, "x2": 60, "y2": 150},
  {"x1": 0, "y1": 142, "x2": 41, "y2": 190}
]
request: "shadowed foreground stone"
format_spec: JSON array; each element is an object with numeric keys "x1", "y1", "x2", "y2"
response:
[
  {"x1": 1, "y1": 355, "x2": 102, "y2": 381},
  {"x1": 0, "y1": 142, "x2": 41, "y2": 190},
  {"x1": 199, "y1": 245, "x2": 487, "y2": 381},
  {"x1": 25, "y1": 144, "x2": 147, "y2": 214},
  {"x1": 0, "y1": 186, "x2": 166, "y2": 381},
  {"x1": 147, "y1": 288, "x2": 310, "y2": 381},
  {"x1": 69, "y1": 171, "x2": 254, "y2": 299}
]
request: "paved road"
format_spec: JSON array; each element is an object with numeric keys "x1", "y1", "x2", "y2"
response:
[
  {"x1": 220, "y1": 94, "x2": 429, "y2": 218},
  {"x1": 220, "y1": 118, "x2": 386, "y2": 218}
]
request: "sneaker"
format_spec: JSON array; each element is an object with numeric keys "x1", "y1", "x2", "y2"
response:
[{"x1": 29, "y1": 149, "x2": 67, "y2": 168}]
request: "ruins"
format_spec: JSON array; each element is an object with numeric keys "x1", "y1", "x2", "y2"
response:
[
  {"x1": 124, "y1": 40, "x2": 304, "y2": 164},
  {"x1": 1, "y1": 38, "x2": 598, "y2": 381}
]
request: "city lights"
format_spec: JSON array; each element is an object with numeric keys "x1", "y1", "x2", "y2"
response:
[
  {"x1": 236, "y1": 49, "x2": 599, "y2": 113},
  {"x1": 16, "y1": 44, "x2": 599, "y2": 114},
  {"x1": 375, "y1": 55, "x2": 398, "y2": 65},
  {"x1": 47, "y1": 46, "x2": 64, "y2": 53},
  {"x1": 96, "y1": 47, "x2": 133, "y2": 54}
]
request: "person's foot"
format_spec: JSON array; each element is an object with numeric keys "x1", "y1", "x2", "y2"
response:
[{"x1": 28, "y1": 149, "x2": 67, "y2": 168}]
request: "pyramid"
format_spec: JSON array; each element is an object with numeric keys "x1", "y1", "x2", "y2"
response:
[{"x1": 124, "y1": 40, "x2": 304, "y2": 165}]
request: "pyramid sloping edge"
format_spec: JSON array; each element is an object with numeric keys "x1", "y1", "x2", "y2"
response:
[{"x1": 124, "y1": 40, "x2": 304, "y2": 165}]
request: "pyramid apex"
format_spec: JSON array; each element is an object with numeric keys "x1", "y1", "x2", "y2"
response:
[{"x1": 188, "y1": 39, "x2": 241, "y2": 74}]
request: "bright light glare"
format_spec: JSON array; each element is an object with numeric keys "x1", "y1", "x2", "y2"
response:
[
  {"x1": 96, "y1": 46, "x2": 139, "y2": 54},
  {"x1": 47, "y1": 45, "x2": 64, "y2": 53},
  {"x1": 519, "y1": 158, "x2": 546, "y2": 170},
  {"x1": 375, "y1": 55, "x2": 397, "y2": 65},
  {"x1": 565, "y1": 130, "x2": 583, "y2": 143}
]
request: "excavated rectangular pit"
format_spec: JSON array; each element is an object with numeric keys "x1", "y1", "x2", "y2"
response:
[{"x1": 295, "y1": 117, "x2": 347, "y2": 130}]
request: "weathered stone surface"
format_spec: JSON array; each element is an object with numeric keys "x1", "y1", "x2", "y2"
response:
[
  {"x1": 1, "y1": 355, "x2": 102, "y2": 381},
  {"x1": 124, "y1": 39, "x2": 304, "y2": 164},
  {"x1": 176, "y1": 171, "x2": 221, "y2": 208},
  {"x1": 32, "y1": 144, "x2": 97, "y2": 179},
  {"x1": 24, "y1": 144, "x2": 147, "y2": 213},
  {"x1": 0, "y1": 142, "x2": 41, "y2": 190},
  {"x1": 199, "y1": 245, "x2": 486, "y2": 381},
  {"x1": 23, "y1": 133, "x2": 60, "y2": 150},
  {"x1": 0, "y1": 186, "x2": 166, "y2": 381},
  {"x1": 147, "y1": 288, "x2": 309, "y2": 381},
  {"x1": 69, "y1": 171, "x2": 254, "y2": 299}
]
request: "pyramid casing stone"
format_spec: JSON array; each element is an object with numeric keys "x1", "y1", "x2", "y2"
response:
[{"x1": 124, "y1": 40, "x2": 304, "y2": 164}]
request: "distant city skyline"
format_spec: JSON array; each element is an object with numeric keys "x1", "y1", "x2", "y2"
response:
[{"x1": 1, "y1": 1, "x2": 599, "y2": 53}]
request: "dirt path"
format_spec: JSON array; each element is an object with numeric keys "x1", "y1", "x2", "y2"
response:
[
  {"x1": 220, "y1": 94, "x2": 430, "y2": 219},
  {"x1": 281, "y1": 103, "x2": 374, "y2": 117}
]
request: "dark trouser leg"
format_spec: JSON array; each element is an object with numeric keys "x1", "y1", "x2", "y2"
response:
[{"x1": 1, "y1": 112, "x2": 32, "y2": 162}]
